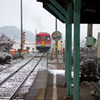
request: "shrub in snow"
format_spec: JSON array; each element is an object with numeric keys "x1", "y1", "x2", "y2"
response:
[
  {"x1": 0, "y1": 33, "x2": 15, "y2": 52},
  {"x1": 0, "y1": 33, "x2": 14, "y2": 63},
  {"x1": 80, "y1": 47, "x2": 99, "y2": 82},
  {"x1": 0, "y1": 52, "x2": 12, "y2": 63}
]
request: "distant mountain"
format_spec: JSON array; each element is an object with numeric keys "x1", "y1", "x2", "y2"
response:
[{"x1": 0, "y1": 26, "x2": 35, "y2": 42}]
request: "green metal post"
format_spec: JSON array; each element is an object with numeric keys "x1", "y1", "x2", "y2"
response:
[
  {"x1": 65, "y1": 21, "x2": 67, "y2": 84},
  {"x1": 65, "y1": 3, "x2": 72, "y2": 86},
  {"x1": 47, "y1": 53, "x2": 48, "y2": 69},
  {"x1": 73, "y1": 0, "x2": 81, "y2": 100},
  {"x1": 66, "y1": 3, "x2": 72, "y2": 96}
]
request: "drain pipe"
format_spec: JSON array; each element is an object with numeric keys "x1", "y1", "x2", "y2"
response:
[{"x1": 87, "y1": 24, "x2": 92, "y2": 37}]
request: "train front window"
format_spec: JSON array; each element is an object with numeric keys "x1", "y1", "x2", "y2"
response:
[
  {"x1": 36, "y1": 36, "x2": 40, "y2": 41},
  {"x1": 46, "y1": 36, "x2": 50, "y2": 41},
  {"x1": 42, "y1": 36, "x2": 45, "y2": 41}
]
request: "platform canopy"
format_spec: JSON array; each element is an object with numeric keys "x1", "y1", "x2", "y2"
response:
[{"x1": 37, "y1": 0, "x2": 100, "y2": 23}]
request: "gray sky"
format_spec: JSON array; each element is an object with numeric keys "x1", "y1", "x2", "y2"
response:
[{"x1": 0, "y1": 0, "x2": 100, "y2": 41}]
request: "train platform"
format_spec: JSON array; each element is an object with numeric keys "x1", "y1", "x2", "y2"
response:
[{"x1": 25, "y1": 69, "x2": 95, "y2": 100}]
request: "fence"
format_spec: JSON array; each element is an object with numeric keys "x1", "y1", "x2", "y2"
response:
[
  {"x1": 47, "y1": 51, "x2": 65, "y2": 69},
  {"x1": 9, "y1": 49, "x2": 16, "y2": 55}
]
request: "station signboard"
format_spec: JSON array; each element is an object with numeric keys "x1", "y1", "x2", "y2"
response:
[
  {"x1": 52, "y1": 31, "x2": 61, "y2": 41},
  {"x1": 98, "y1": 33, "x2": 100, "y2": 58}
]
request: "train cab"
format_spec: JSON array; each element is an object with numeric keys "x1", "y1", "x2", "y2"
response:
[{"x1": 36, "y1": 33, "x2": 51, "y2": 52}]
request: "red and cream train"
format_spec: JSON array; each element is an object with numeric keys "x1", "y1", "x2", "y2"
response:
[{"x1": 36, "y1": 32, "x2": 51, "y2": 52}]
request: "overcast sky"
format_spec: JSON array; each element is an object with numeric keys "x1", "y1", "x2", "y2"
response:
[{"x1": 0, "y1": 0, "x2": 100, "y2": 41}]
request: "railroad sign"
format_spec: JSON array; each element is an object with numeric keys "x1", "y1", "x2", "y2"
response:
[
  {"x1": 22, "y1": 32, "x2": 25, "y2": 36},
  {"x1": 98, "y1": 33, "x2": 100, "y2": 58},
  {"x1": 52, "y1": 31, "x2": 61, "y2": 41}
]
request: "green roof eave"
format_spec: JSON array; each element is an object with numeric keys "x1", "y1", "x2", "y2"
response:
[{"x1": 37, "y1": 0, "x2": 68, "y2": 23}]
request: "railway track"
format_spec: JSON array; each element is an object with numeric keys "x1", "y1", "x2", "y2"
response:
[
  {"x1": 91, "y1": 82, "x2": 100, "y2": 94},
  {"x1": 0, "y1": 53, "x2": 38, "y2": 86},
  {"x1": 0, "y1": 52, "x2": 45, "y2": 100}
]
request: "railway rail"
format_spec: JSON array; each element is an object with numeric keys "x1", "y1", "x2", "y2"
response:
[
  {"x1": 0, "y1": 58, "x2": 28, "y2": 72},
  {"x1": 0, "y1": 52, "x2": 45, "y2": 100},
  {"x1": 0, "y1": 53, "x2": 38, "y2": 86},
  {"x1": 91, "y1": 82, "x2": 100, "y2": 94},
  {"x1": 0, "y1": 52, "x2": 37, "y2": 72}
]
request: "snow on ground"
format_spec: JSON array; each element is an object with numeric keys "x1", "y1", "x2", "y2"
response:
[
  {"x1": 15, "y1": 57, "x2": 47, "y2": 99},
  {"x1": 0, "y1": 58, "x2": 22, "y2": 71},
  {"x1": 16, "y1": 67, "x2": 38, "y2": 99},
  {"x1": 0, "y1": 58, "x2": 32, "y2": 83},
  {"x1": 0, "y1": 53, "x2": 41, "y2": 99},
  {"x1": 38, "y1": 58, "x2": 48, "y2": 71},
  {"x1": 0, "y1": 58, "x2": 40, "y2": 99},
  {"x1": 0, "y1": 53, "x2": 37, "y2": 70},
  {"x1": 49, "y1": 69, "x2": 74, "y2": 78},
  {"x1": 0, "y1": 53, "x2": 74, "y2": 99},
  {"x1": 49, "y1": 70, "x2": 65, "y2": 75}
]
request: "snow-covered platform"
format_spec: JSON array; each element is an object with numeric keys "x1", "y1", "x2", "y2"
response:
[{"x1": 25, "y1": 69, "x2": 96, "y2": 100}]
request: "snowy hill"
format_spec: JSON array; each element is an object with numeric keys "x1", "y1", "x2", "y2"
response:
[{"x1": 0, "y1": 26, "x2": 35, "y2": 42}]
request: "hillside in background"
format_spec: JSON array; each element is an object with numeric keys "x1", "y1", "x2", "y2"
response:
[{"x1": 0, "y1": 26, "x2": 35, "y2": 42}]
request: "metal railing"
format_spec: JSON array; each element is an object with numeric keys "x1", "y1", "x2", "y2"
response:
[{"x1": 47, "y1": 52, "x2": 65, "y2": 69}]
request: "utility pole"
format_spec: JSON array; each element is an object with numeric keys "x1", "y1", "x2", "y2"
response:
[
  {"x1": 55, "y1": 18, "x2": 57, "y2": 31},
  {"x1": 55, "y1": 18, "x2": 57, "y2": 54},
  {"x1": 35, "y1": 29, "x2": 37, "y2": 36},
  {"x1": 55, "y1": 18, "x2": 59, "y2": 70},
  {"x1": 21, "y1": 0, "x2": 23, "y2": 53},
  {"x1": 35, "y1": 29, "x2": 37, "y2": 44}
]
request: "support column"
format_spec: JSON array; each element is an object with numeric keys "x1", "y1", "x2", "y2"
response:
[
  {"x1": 73, "y1": 0, "x2": 81, "y2": 100},
  {"x1": 65, "y1": 2, "x2": 72, "y2": 96},
  {"x1": 65, "y1": 21, "x2": 67, "y2": 84},
  {"x1": 66, "y1": 3, "x2": 72, "y2": 96}
]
